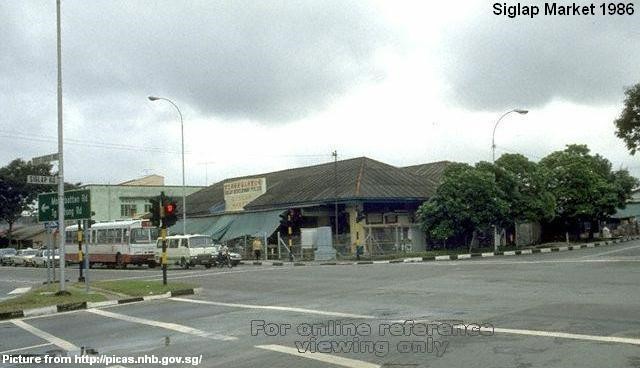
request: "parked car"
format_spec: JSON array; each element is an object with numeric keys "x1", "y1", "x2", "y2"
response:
[
  {"x1": 0, "y1": 248, "x2": 17, "y2": 266},
  {"x1": 13, "y1": 249, "x2": 39, "y2": 267},
  {"x1": 32, "y1": 249, "x2": 60, "y2": 268}
]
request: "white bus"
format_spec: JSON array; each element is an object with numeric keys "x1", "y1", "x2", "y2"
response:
[{"x1": 65, "y1": 219, "x2": 159, "y2": 268}]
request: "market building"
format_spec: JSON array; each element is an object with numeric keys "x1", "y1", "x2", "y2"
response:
[{"x1": 174, "y1": 157, "x2": 449, "y2": 258}]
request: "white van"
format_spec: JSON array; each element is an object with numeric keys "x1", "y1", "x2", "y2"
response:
[{"x1": 154, "y1": 234, "x2": 216, "y2": 269}]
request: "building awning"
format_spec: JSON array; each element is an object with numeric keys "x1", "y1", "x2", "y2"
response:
[{"x1": 171, "y1": 209, "x2": 285, "y2": 242}]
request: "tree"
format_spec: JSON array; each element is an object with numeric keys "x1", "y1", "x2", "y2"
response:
[
  {"x1": 614, "y1": 83, "x2": 640, "y2": 154},
  {"x1": 0, "y1": 159, "x2": 52, "y2": 246},
  {"x1": 539, "y1": 144, "x2": 638, "y2": 239},
  {"x1": 493, "y1": 154, "x2": 556, "y2": 225},
  {"x1": 417, "y1": 163, "x2": 508, "y2": 249}
]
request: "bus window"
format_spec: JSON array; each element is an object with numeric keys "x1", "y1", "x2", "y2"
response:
[
  {"x1": 130, "y1": 228, "x2": 151, "y2": 244},
  {"x1": 96, "y1": 229, "x2": 108, "y2": 243},
  {"x1": 123, "y1": 229, "x2": 130, "y2": 244},
  {"x1": 149, "y1": 228, "x2": 159, "y2": 241}
]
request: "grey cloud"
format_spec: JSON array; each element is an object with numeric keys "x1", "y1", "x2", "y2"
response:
[
  {"x1": 440, "y1": 13, "x2": 640, "y2": 111},
  {"x1": 32, "y1": 0, "x2": 393, "y2": 123}
]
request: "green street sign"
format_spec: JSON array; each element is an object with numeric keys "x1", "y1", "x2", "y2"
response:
[{"x1": 38, "y1": 189, "x2": 91, "y2": 222}]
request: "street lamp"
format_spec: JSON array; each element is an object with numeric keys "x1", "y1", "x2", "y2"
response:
[
  {"x1": 491, "y1": 108, "x2": 528, "y2": 251},
  {"x1": 492, "y1": 109, "x2": 528, "y2": 163},
  {"x1": 148, "y1": 96, "x2": 187, "y2": 235}
]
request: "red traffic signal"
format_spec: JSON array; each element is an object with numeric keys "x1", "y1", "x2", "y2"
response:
[{"x1": 164, "y1": 203, "x2": 175, "y2": 215}]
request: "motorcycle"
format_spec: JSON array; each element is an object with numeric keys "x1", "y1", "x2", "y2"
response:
[{"x1": 215, "y1": 250, "x2": 233, "y2": 268}]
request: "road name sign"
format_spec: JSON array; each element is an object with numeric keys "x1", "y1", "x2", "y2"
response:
[
  {"x1": 27, "y1": 175, "x2": 58, "y2": 185},
  {"x1": 38, "y1": 189, "x2": 91, "y2": 222},
  {"x1": 31, "y1": 153, "x2": 59, "y2": 166},
  {"x1": 44, "y1": 221, "x2": 58, "y2": 230}
]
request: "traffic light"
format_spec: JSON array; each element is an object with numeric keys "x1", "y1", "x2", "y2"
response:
[
  {"x1": 163, "y1": 199, "x2": 178, "y2": 228},
  {"x1": 150, "y1": 198, "x2": 161, "y2": 227}
]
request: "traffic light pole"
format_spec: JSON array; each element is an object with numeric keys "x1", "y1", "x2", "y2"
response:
[
  {"x1": 77, "y1": 220, "x2": 84, "y2": 282},
  {"x1": 160, "y1": 191, "x2": 168, "y2": 285},
  {"x1": 161, "y1": 221, "x2": 167, "y2": 285}
]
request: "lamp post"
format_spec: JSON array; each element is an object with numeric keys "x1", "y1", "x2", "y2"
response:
[
  {"x1": 148, "y1": 96, "x2": 186, "y2": 235},
  {"x1": 491, "y1": 108, "x2": 528, "y2": 251},
  {"x1": 492, "y1": 109, "x2": 528, "y2": 163}
]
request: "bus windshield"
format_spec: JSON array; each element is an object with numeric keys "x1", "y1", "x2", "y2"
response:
[{"x1": 130, "y1": 228, "x2": 159, "y2": 244}]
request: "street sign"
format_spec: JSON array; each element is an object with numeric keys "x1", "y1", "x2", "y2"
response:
[
  {"x1": 27, "y1": 175, "x2": 58, "y2": 185},
  {"x1": 31, "y1": 153, "x2": 59, "y2": 166},
  {"x1": 44, "y1": 221, "x2": 58, "y2": 230},
  {"x1": 38, "y1": 189, "x2": 91, "y2": 222}
]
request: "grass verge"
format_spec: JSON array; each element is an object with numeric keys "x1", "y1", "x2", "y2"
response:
[
  {"x1": 92, "y1": 280, "x2": 196, "y2": 297},
  {"x1": 0, "y1": 284, "x2": 106, "y2": 314}
]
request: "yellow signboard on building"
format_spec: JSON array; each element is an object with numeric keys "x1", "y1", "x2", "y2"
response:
[{"x1": 223, "y1": 178, "x2": 267, "y2": 212}]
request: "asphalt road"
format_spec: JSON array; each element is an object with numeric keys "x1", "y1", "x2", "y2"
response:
[{"x1": 1, "y1": 241, "x2": 639, "y2": 367}]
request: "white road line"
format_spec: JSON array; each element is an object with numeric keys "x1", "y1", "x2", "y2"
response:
[
  {"x1": 170, "y1": 297, "x2": 376, "y2": 319},
  {"x1": 580, "y1": 244, "x2": 640, "y2": 259},
  {"x1": 11, "y1": 319, "x2": 79, "y2": 351},
  {"x1": 485, "y1": 326, "x2": 640, "y2": 346},
  {"x1": 0, "y1": 342, "x2": 53, "y2": 355},
  {"x1": 256, "y1": 344, "x2": 380, "y2": 368},
  {"x1": 8, "y1": 287, "x2": 31, "y2": 295},
  {"x1": 405, "y1": 258, "x2": 640, "y2": 266},
  {"x1": 85, "y1": 308, "x2": 237, "y2": 341},
  {"x1": 389, "y1": 320, "x2": 640, "y2": 346}
]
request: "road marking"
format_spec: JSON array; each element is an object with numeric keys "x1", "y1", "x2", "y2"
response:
[
  {"x1": 11, "y1": 319, "x2": 79, "y2": 351},
  {"x1": 85, "y1": 308, "x2": 237, "y2": 341},
  {"x1": 390, "y1": 319, "x2": 640, "y2": 346},
  {"x1": 486, "y1": 326, "x2": 640, "y2": 346},
  {"x1": 405, "y1": 258, "x2": 640, "y2": 266},
  {"x1": 8, "y1": 287, "x2": 31, "y2": 295},
  {"x1": 580, "y1": 244, "x2": 640, "y2": 259},
  {"x1": 170, "y1": 297, "x2": 376, "y2": 319},
  {"x1": 256, "y1": 344, "x2": 380, "y2": 368},
  {"x1": 0, "y1": 342, "x2": 54, "y2": 355}
]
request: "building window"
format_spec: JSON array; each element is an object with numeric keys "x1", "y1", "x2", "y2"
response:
[
  {"x1": 366, "y1": 213, "x2": 383, "y2": 225},
  {"x1": 384, "y1": 214, "x2": 398, "y2": 224},
  {"x1": 144, "y1": 204, "x2": 152, "y2": 213},
  {"x1": 121, "y1": 204, "x2": 137, "y2": 217}
]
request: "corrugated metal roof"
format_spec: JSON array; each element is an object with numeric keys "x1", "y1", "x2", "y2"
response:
[
  {"x1": 185, "y1": 157, "x2": 440, "y2": 216},
  {"x1": 402, "y1": 161, "x2": 453, "y2": 186}
]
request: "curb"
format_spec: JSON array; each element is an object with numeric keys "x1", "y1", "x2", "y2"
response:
[
  {"x1": 0, "y1": 288, "x2": 198, "y2": 322},
  {"x1": 245, "y1": 236, "x2": 640, "y2": 267}
]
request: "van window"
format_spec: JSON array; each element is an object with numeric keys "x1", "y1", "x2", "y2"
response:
[
  {"x1": 169, "y1": 239, "x2": 180, "y2": 248},
  {"x1": 189, "y1": 237, "x2": 213, "y2": 247}
]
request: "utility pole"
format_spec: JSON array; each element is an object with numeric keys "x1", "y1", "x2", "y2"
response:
[
  {"x1": 332, "y1": 151, "x2": 338, "y2": 244},
  {"x1": 55, "y1": 0, "x2": 68, "y2": 295}
]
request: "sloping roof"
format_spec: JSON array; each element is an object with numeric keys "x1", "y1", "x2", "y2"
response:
[
  {"x1": 186, "y1": 157, "x2": 438, "y2": 216},
  {"x1": 401, "y1": 161, "x2": 453, "y2": 186},
  {"x1": 119, "y1": 174, "x2": 165, "y2": 186},
  {"x1": 612, "y1": 203, "x2": 640, "y2": 219},
  {"x1": 10, "y1": 224, "x2": 46, "y2": 240}
]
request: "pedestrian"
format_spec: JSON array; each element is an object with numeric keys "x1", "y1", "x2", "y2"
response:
[{"x1": 252, "y1": 237, "x2": 262, "y2": 260}]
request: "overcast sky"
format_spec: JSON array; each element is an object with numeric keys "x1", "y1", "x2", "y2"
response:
[{"x1": 2, "y1": 1, "x2": 639, "y2": 186}]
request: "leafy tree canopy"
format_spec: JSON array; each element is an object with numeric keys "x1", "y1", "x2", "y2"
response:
[
  {"x1": 614, "y1": 83, "x2": 640, "y2": 154},
  {"x1": 539, "y1": 144, "x2": 638, "y2": 224}
]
